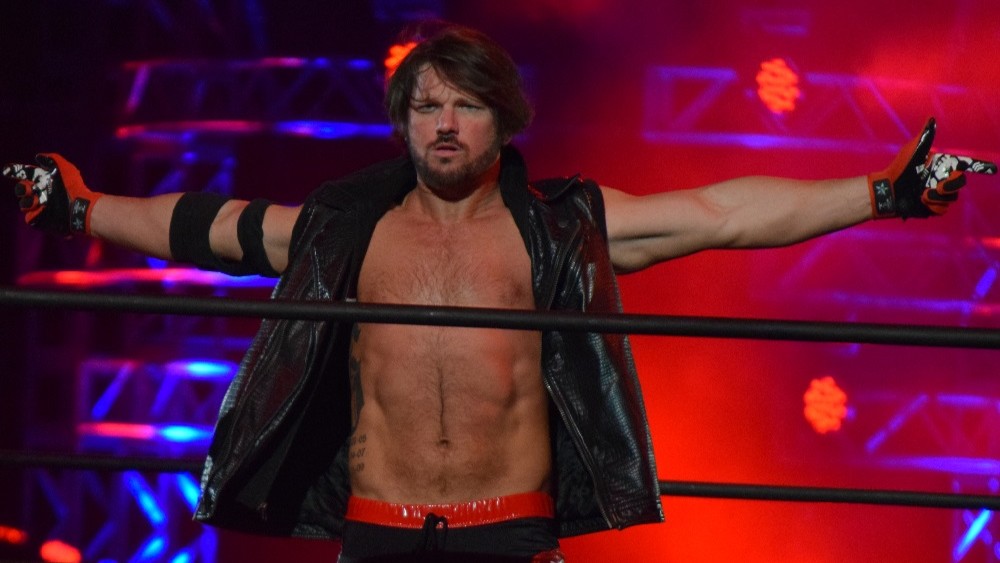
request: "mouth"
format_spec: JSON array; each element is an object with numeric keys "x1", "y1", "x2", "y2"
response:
[{"x1": 432, "y1": 142, "x2": 461, "y2": 154}]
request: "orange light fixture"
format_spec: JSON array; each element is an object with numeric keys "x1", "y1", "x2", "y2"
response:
[
  {"x1": 756, "y1": 57, "x2": 801, "y2": 114},
  {"x1": 384, "y1": 41, "x2": 418, "y2": 79},
  {"x1": 803, "y1": 376, "x2": 848, "y2": 434},
  {"x1": 0, "y1": 525, "x2": 27, "y2": 545},
  {"x1": 40, "y1": 539, "x2": 82, "y2": 563}
]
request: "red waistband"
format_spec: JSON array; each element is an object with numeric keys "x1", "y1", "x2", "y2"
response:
[{"x1": 345, "y1": 492, "x2": 555, "y2": 529}]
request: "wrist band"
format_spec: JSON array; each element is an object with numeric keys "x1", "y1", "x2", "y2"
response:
[
  {"x1": 70, "y1": 193, "x2": 103, "y2": 235},
  {"x1": 868, "y1": 175, "x2": 896, "y2": 219}
]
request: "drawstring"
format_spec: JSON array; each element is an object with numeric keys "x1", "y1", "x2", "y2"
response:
[{"x1": 417, "y1": 512, "x2": 448, "y2": 552}]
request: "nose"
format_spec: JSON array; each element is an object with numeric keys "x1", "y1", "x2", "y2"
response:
[{"x1": 436, "y1": 106, "x2": 456, "y2": 135}]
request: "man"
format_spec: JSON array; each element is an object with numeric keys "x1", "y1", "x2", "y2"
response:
[{"x1": 4, "y1": 22, "x2": 996, "y2": 563}]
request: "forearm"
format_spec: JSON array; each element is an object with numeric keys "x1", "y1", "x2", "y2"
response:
[
  {"x1": 88, "y1": 194, "x2": 258, "y2": 265},
  {"x1": 705, "y1": 174, "x2": 872, "y2": 248},
  {"x1": 88, "y1": 193, "x2": 183, "y2": 259},
  {"x1": 605, "y1": 175, "x2": 874, "y2": 272},
  {"x1": 6, "y1": 153, "x2": 299, "y2": 275}
]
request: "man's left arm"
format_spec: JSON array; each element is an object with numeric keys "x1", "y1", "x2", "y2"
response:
[{"x1": 604, "y1": 118, "x2": 997, "y2": 273}]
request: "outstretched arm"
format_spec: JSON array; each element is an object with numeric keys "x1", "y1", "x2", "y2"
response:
[
  {"x1": 605, "y1": 118, "x2": 997, "y2": 274},
  {"x1": 604, "y1": 175, "x2": 870, "y2": 273},
  {"x1": 89, "y1": 194, "x2": 301, "y2": 273},
  {"x1": 4, "y1": 153, "x2": 301, "y2": 275}
]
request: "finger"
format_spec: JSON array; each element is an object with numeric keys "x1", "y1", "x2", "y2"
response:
[
  {"x1": 19, "y1": 194, "x2": 39, "y2": 211},
  {"x1": 25, "y1": 205, "x2": 44, "y2": 225},
  {"x1": 937, "y1": 171, "x2": 966, "y2": 194},
  {"x1": 13, "y1": 179, "x2": 32, "y2": 198},
  {"x1": 938, "y1": 154, "x2": 998, "y2": 175},
  {"x1": 966, "y1": 158, "x2": 997, "y2": 175},
  {"x1": 922, "y1": 189, "x2": 956, "y2": 215},
  {"x1": 913, "y1": 117, "x2": 936, "y2": 162},
  {"x1": 2, "y1": 163, "x2": 34, "y2": 180}
]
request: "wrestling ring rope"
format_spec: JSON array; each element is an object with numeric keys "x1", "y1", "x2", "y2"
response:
[{"x1": 1, "y1": 286, "x2": 998, "y2": 513}]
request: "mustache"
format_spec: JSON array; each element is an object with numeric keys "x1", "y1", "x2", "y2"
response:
[{"x1": 433, "y1": 133, "x2": 462, "y2": 146}]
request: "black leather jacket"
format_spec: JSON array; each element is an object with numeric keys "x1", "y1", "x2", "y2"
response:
[{"x1": 194, "y1": 146, "x2": 663, "y2": 538}]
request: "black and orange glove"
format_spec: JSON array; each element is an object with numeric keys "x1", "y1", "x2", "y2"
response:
[
  {"x1": 2, "y1": 153, "x2": 103, "y2": 237},
  {"x1": 868, "y1": 118, "x2": 997, "y2": 219}
]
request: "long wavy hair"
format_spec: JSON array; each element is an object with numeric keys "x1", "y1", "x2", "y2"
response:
[{"x1": 384, "y1": 21, "x2": 533, "y2": 143}]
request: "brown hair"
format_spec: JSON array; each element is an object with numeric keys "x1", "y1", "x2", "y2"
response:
[{"x1": 384, "y1": 22, "x2": 533, "y2": 142}]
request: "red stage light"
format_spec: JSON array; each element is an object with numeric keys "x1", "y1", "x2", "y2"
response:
[
  {"x1": 384, "y1": 41, "x2": 418, "y2": 79},
  {"x1": 39, "y1": 540, "x2": 82, "y2": 563},
  {"x1": 756, "y1": 57, "x2": 801, "y2": 114},
  {"x1": 803, "y1": 376, "x2": 848, "y2": 434},
  {"x1": 0, "y1": 525, "x2": 27, "y2": 545}
]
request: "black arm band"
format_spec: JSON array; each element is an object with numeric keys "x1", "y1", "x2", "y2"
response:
[
  {"x1": 237, "y1": 198, "x2": 279, "y2": 277},
  {"x1": 169, "y1": 192, "x2": 231, "y2": 271}
]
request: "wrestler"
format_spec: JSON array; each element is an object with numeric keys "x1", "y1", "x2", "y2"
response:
[{"x1": 4, "y1": 22, "x2": 996, "y2": 562}]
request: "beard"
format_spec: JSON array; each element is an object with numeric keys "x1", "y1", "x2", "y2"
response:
[{"x1": 410, "y1": 133, "x2": 503, "y2": 199}]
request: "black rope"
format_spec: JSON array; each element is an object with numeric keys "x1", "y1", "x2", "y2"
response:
[
  {"x1": 2, "y1": 289, "x2": 998, "y2": 511},
  {"x1": 2, "y1": 287, "x2": 999, "y2": 348},
  {"x1": 0, "y1": 450, "x2": 203, "y2": 473},
  {"x1": 1, "y1": 451, "x2": 996, "y2": 510}
]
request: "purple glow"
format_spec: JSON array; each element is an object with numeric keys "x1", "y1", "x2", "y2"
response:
[
  {"x1": 272, "y1": 120, "x2": 393, "y2": 139},
  {"x1": 124, "y1": 471, "x2": 166, "y2": 526},
  {"x1": 158, "y1": 425, "x2": 213, "y2": 443},
  {"x1": 18, "y1": 267, "x2": 277, "y2": 289},
  {"x1": 165, "y1": 360, "x2": 237, "y2": 379},
  {"x1": 78, "y1": 422, "x2": 213, "y2": 444},
  {"x1": 955, "y1": 510, "x2": 992, "y2": 560}
]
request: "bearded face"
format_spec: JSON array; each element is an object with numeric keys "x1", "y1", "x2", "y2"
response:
[{"x1": 405, "y1": 66, "x2": 504, "y2": 198}]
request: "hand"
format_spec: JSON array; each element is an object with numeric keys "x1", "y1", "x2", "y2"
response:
[
  {"x1": 2, "y1": 153, "x2": 103, "y2": 236},
  {"x1": 868, "y1": 118, "x2": 997, "y2": 218}
]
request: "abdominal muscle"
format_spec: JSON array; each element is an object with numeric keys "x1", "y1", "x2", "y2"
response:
[{"x1": 347, "y1": 323, "x2": 551, "y2": 504}]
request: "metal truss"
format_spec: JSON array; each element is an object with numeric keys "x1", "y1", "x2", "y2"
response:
[
  {"x1": 643, "y1": 65, "x2": 1000, "y2": 158},
  {"x1": 76, "y1": 358, "x2": 234, "y2": 437},
  {"x1": 117, "y1": 142, "x2": 240, "y2": 200},
  {"x1": 101, "y1": 0, "x2": 268, "y2": 56},
  {"x1": 18, "y1": 358, "x2": 233, "y2": 562},
  {"x1": 372, "y1": 0, "x2": 444, "y2": 23},
  {"x1": 752, "y1": 225, "x2": 1000, "y2": 323},
  {"x1": 23, "y1": 467, "x2": 217, "y2": 562},
  {"x1": 852, "y1": 394, "x2": 999, "y2": 562},
  {"x1": 952, "y1": 477, "x2": 999, "y2": 563},
  {"x1": 849, "y1": 393, "x2": 1000, "y2": 474},
  {"x1": 792, "y1": 388, "x2": 999, "y2": 561},
  {"x1": 116, "y1": 57, "x2": 391, "y2": 140}
]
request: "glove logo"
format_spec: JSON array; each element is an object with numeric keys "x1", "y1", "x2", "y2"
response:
[
  {"x1": 70, "y1": 198, "x2": 90, "y2": 234},
  {"x1": 32, "y1": 169, "x2": 56, "y2": 205},
  {"x1": 872, "y1": 179, "x2": 894, "y2": 215}
]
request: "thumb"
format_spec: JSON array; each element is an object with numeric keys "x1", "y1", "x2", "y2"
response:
[
  {"x1": 35, "y1": 153, "x2": 57, "y2": 171},
  {"x1": 911, "y1": 117, "x2": 936, "y2": 166}
]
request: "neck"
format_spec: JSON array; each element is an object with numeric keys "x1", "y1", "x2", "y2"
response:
[{"x1": 407, "y1": 158, "x2": 504, "y2": 221}]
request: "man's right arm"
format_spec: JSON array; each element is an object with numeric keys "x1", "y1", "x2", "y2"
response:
[
  {"x1": 90, "y1": 195, "x2": 301, "y2": 274},
  {"x1": 4, "y1": 153, "x2": 302, "y2": 275}
]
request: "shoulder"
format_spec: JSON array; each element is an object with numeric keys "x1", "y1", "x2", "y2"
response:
[
  {"x1": 529, "y1": 175, "x2": 602, "y2": 203},
  {"x1": 529, "y1": 175, "x2": 608, "y2": 238},
  {"x1": 288, "y1": 155, "x2": 415, "y2": 257},
  {"x1": 311, "y1": 155, "x2": 416, "y2": 211}
]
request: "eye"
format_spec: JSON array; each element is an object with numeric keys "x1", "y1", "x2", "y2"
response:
[{"x1": 412, "y1": 102, "x2": 438, "y2": 113}]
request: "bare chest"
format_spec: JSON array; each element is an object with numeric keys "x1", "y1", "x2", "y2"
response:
[{"x1": 358, "y1": 208, "x2": 533, "y2": 309}]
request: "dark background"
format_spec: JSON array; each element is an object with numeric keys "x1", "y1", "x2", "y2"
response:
[{"x1": 1, "y1": 1, "x2": 999, "y2": 561}]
